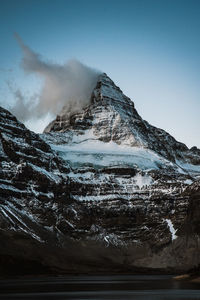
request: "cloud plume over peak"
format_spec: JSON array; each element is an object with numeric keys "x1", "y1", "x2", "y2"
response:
[{"x1": 11, "y1": 33, "x2": 101, "y2": 122}]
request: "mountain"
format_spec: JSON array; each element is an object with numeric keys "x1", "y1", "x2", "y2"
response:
[
  {"x1": 0, "y1": 73, "x2": 200, "y2": 275},
  {"x1": 44, "y1": 73, "x2": 200, "y2": 166}
]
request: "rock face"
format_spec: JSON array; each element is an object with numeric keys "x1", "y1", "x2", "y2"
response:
[{"x1": 1, "y1": 73, "x2": 200, "y2": 275}]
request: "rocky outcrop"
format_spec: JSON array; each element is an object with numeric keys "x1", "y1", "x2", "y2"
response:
[{"x1": 0, "y1": 73, "x2": 200, "y2": 275}]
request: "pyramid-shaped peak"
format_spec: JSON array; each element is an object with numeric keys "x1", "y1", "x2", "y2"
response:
[
  {"x1": 96, "y1": 72, "x2": 124, "y2": 93},
  {"x1": 97, "y1": 72, "x2": 114, "y2": 84},
  {"x1": 43, "y1": 72, "x2": 200, "y2": 168},
  {"x1": 44, "y1": 71, "x2": 138, "y2": 135},
  {"x1": 91, "y1": 73, "x2": 135, "y2": 110}
]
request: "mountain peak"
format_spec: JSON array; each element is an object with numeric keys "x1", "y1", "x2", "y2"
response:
[
  {"x1": 44, "y1": 72, "x2": 138, "y2": 135},
  {"x1": 92, "y1": 72, "x2": 135, "y2": 109},
  {"x1": 44, "y1": 73, "x2": 200, "y2": 166}
]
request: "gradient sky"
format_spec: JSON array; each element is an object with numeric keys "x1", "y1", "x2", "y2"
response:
[{"x1": 0, "y1": 0, "x2": 199, "y2": 148}]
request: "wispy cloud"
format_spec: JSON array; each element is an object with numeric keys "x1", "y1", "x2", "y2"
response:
[{"x1": 10, "y1": 33, "x2": 101, "y2": 122}]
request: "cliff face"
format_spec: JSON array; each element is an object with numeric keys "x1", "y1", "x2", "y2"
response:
[{"x1": 0, "y1": 73, "x2": 200, "y2": 275}]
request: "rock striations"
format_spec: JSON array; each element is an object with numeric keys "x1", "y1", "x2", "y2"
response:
[{"x1": 0, "y1": 73, "x2": 200, "y2": 275}]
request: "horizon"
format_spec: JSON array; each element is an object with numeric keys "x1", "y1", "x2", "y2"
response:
[{"x1": 0, "y1": 0, "x2": 199, "y2": 148}]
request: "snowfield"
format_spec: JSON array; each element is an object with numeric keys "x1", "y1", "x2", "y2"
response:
[{"x1": 43, "y1": 129, "x2": 178, "y2": 171}]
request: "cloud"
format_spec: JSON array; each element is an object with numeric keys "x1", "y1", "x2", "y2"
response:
[
  {"x1": 10, "y1": 33, "x2": 101, "y2": 122},
  {"x1": 7, "y1": 81, "x2": 36, "y2": 122}
]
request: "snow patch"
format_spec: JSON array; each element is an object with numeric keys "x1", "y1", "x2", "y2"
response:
[
  {"x1": 176, "y1": 160, "x2": 200, "y2": 176},
  {"x1": 29, "y1": 163, "x2": 61, "y2": 184},
  {"x1": 134, "y1": 173, "x2": 152, "y2": 189},
  {"x1": 46, "y1": 130, "x2": 176, "y2": 171},
  {"x1": 184, "y1": 179, "x2": 193, "y2": 185},
  {"x1": 0, "y1": 184, "x2": 23, "y2": 193},
  {"x1": 165, "y1": 219, "x2": 177, "y2": 241}
]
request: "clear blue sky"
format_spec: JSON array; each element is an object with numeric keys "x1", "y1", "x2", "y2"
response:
[{"x1": 0, "y1": 0, "x2": 200, "y2": 148}]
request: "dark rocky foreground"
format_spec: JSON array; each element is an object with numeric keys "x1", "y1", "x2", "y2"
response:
[{"x1": 0, "y1": 73, "x2": 200, "y2": 276}]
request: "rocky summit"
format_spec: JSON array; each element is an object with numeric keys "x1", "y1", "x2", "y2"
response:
[{"x1": 0, "y1": 73, "x2": 200, "y2": 276}]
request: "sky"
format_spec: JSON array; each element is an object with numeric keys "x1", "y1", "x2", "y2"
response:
[{"x1": 0, "y1": 0, "x2": 199, "y2": 148}]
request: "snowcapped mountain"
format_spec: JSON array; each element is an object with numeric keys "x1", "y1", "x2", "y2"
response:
[
  {"x1": 44, "y1": 73, "x2": 200, "y2": 167},
  {"x1": 41, "y1": 73, "x2": 200, "y2": 210},
  {"x1": 0, "y1": 73, "x2": 200, "y2": 275}
]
